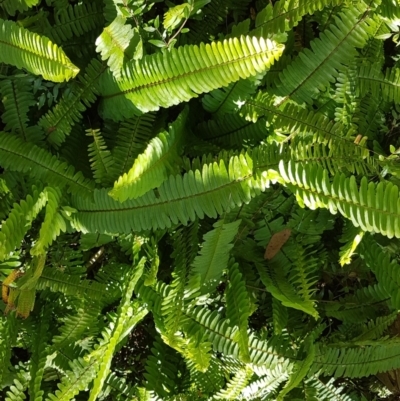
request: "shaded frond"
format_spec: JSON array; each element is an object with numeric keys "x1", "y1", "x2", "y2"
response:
[
  {"x1": 38, "y1": 59, "x2": 106, "y2": 147},
  {"x1": 0, "y1": 132, "x2": 95, "y2": 196}
]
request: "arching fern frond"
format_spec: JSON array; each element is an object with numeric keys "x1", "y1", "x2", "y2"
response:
[
  {"x1": 71, "y1": 154, "x2": 262, "y2": 233},
  {"x1": 38, "y1": 59, "x2": 105, "y2": 147},
  {"x1": 86, "y1": 128, "x2": 114, "y2": 186},
  {"x1": 312, "y1": 339, "x2": 400, "y2": 378},
  {"x1": 202, "y1": 75, "x2": 262, "y2": 118},
  {"x1": 276, "y1": 161, "x2": 400, "y2": 238},
  {"x1": 0, "y1": 19, "x2": 79, "y2": 82},
  {"x1": 253, "y1": 0, "x2": 344, "y2": 38},
  {"x1": 226, "y1": 261, "x2": 251, "y2": 362},
  {"x1": 99, "y1": 36, "x2": 284, "y2": 120},
  {"x1": 0, "y1": 187, "x2": 47, "y2": 261},
  {"x1": 0, "y1": 0, "x2": 39, "y2": 16},
  {"x1": 31, "y1": 187, "x2": 66, "y2": 256},
  {"x1": 274, "y1": 7, "x2": 376, "y2": 105},
  {"x1": 187, "y1": 219, "x2": 241, "y2": 298},
  {"x1": 0, "y1": 132, "x2": 95, "y2": 196},
  {"x1": 48, "y1": 1, "x2": 104, "y2": 44},
  {"x1": 110, "y1": 112, "x2": 157, "y2": 179},
  {"x1": 358, "y1": 63, "x2": 400, "y2": 103},
  {"x1": 0, "y1": 76, "x2": 42, "y2": 143},
  {"x1": 110, "y1": 108, "x2": 188, "y2": 202}
]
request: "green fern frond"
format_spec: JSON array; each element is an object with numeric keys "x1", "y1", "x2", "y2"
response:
[
  {"x1": 0, "y1": 132, "x2": 95, "y2": 196},
  {"x1": 202, "y1": 75, "x2": 262, "y2": 118},
  {"x1": 49, "y1": 1, "x2": 104, "y2": 43},
  {"x1": 162, "y1": 224, "x2": 198, "y2": 338},
  {"x1": 38, "y1": 59, "x2": 105, "y2": 147},
  {"x1": 110, "y1": 112, "x2": 157, "y2": 179},
  {"x1": 274, "y1": 7, "x2": 376, "y2": 105},
  {"x1": 0, "y1": 19, "x2": 79, "y2": 82},
  {"x1": 312, "y1": 339, "x2": 400, "y2": 378},
  {"x1": 253, "y1": 0, "x2": 344, "y2": 38},
  {"x1": 37, "y1": 267, "x2": 112, "y2": 302},
  {"x1": 226, "y1": 261, "x2": 251, "y2": 362},
  {"x1": 72, "y1": 154, "x2": 261, "y2": 233},
  {"x1": 358, "y1": 63, "x2": 400, "y2": 103},
  {"x1": 31, "y1": 187, "x2": 66, "y2": 256},
  {"x1": 0, "y1": 76, "x2": 42, "y2": 143},
  {"x1": 88, "y1": 260, "x2": 146, "y2": 401},
  {"x1": 0, "y1": 0, "x2": 39, "y2": 16},
  {"x1": 214, "y1": 365, "x2": 253, "y2": 400},
  {"x1": 95, "y1": 16, "x2": 134, "y2": 78},
  {"x1": 0, "y1": 313, "x2": 17, "y2": 385},
  {"x1": 352, "y1": 313, "x2": 398, "y2": 341},
  {"x1": 110, "y1": 108, "x2": 188, "y2": 202},
  {"x1": 187, "y1": 219, "x2": 241, "y2": 297},
  {"x1": 277, "y1": 161, "x2": 400, "y2": 238},
  {"x1": 99, "y1": 36, "x2": 284, "y2": 120},
  {"x1": 29, "y1": 305, "x2": 52, "y2": 401},
  {"x1": 0, "y1": 187, "x2": 47, "y2": 261},
  {"x1": 304, "y1": 376, "x2": 359, "y2": 401},
  {"x1": 196, "y1": 113, "x2": 268, "y2": 148},
  {"x1": 86, "y1": 128, "x2": 114, "y2": 186}
]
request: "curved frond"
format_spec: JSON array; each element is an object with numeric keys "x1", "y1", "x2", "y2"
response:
[
  {"x1": 99, "y1": 36, "x2": 284, "y2": 120},
  {"x1": 95, "y1": 16, "x2": 134, "y2": 78},
  {"x1": 110, "y1": 108, "x2": 188, "y2": 202},
  {"x1": 0, "y1": 132, "x2": 95, "y2": 196},
  {"x1": 31, "y1": 187, "x2": 66, "y2": 256},
  {"x1": 0, "y1": 187, "x2": 47, "y2": 261},
  {"x1": 49, "y1": 1, "x2": 104, "y2": 43},
  {"x1": 38, "y1": 59, "x2": 105, "y2": 147},
  {"x1": 274, "y1": 7, "x2": 376, "y2": 105},
  {"x1": 277, "y1": 161, "x2": 400, "y2": 238},
  {"x1": 72, "y1": 154, "x2": 262, "y2": 233},
  {"x1": 86, "y1": 128, "x2": 114, "y2": 186},
  {"x1": 0, "y1": 19, "x2": 79, "y2": 82},
  {"x1": 226, "y1": 261, "x2": 251, "y2": 362},
  {"x1": 0, "y1": 0, "x2": 39, "y2": 16}
]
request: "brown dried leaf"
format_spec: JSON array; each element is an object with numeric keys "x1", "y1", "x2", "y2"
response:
[{"x1": 264, "y1": 229, "x2": 292, "y2": 260}]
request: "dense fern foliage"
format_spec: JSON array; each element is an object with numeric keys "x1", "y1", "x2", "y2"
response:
[{"x1": 2, "y1": 0, "x2": 400, "y2": 400}]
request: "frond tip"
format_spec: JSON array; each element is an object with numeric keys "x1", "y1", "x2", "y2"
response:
[{"x1": 0, "y1": 19, "x2": 79, "y2": 82}]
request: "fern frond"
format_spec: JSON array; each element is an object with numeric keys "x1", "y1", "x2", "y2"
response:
[
  {"x1": 88, "y1": 260, "x2": 146, "y2": 401},
  {"x1": 29, "y1": 305, "x2": 52, "y2": 401},
  {"x1": 196, "y1": 113, "x2": 268, "y2": 148},
  {"x1": 72, "y1": 154, "x2": 262, "y2": 233},
  {"x1": 0, "y1": 132, "x2": 95, "y2": 196},
  {"x1": 31, "y1": 187, "x2": 66, "y2": 256},
  {"x1": 0, "y1": 19, "x2": 79, "y2": 82},
  {"x1": 49, "y1": 1, "x2": 104, "y2": 43},
  {"x1": 95, "y1": 16, "x2": 134, "y2": 78},
  {"x1": 304, "y1": 376, "x2": 359, "y2": 401},
  {"x1": 0, "y1": 313, "x2": 17, "y2": 385},
  {"x1": 214, "y1": 365, "x2": 253, "y2": 400},
  {"x1": 312, "y1": 339, "x2": 400, "y2": 378},
  {"x1": 202, "y1": 75, "x2": 262, "y2": 118},
  {"x1": 0, "y1": 76, "x2": 42, "y2": 143},
  {"x1": 99, "y1": 36, "x2": 284, "y2": 120},
  {"x1": 226, "y1": 261, "x2": 251, "y2": 362},
  {"x1": 38, "y1": 59, "x2": 105, "y2": 147},
  {"x1": 162, "y1": 224, "x2": 198, "y2": 338},
  {"x1": 0, "y1": 187, "x2": 47, "y2": 261},
  {"x1": 277, "y1": 161, "x2": 400, "y2": 238},
  {"x1": 110, "y1": 108, "x2": 188, "y2": 202},
  {"x1": 0, "y1": 0, "x2": 39, "y2": 16},
  {"x1": 253, "y1": 0, "x2": 343, "y2": 37},
  {"x1": 358, "y1": 63, "x2": 400, "y2": 103},
  {"x1": 353, "y1": 313, "x2": 398, "y2": 341},
  {"x1": 37, "y1": 267, "x2": 112, "y2": 302},
  {"x1": 274, "y1": 7, "x2": 376, "y2": 105},
  {"x1": 110, "y1": 112, "x2": 157, "y2": 179},
  {"x1": 86, "y1": 128, "x2": 114, "y2": 186},
  {"x1": 187, "y1": 219, "x2": 241, "y2": 297}
]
